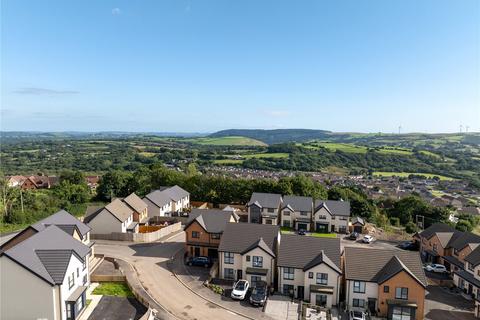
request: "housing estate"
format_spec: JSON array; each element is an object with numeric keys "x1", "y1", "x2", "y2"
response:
[
  {"x1": 84, "y1": 198, "x2": 137, "y2": 234},
  {"x1": 280, "y1": 195, "x2": 313, "y2": 231},
  {"x1": 0, "y1": 225, "x2": 91, "y2": 320},
  {"x1": 277, "y1": 234, "x2": 341, "y2": 308},
  {"x1": 121, "y1": 192, "x2": 149, "y2": 225},
  {"x1": 218, "y1": 222, "x2": 280, "y2": 287},
  {"x1": 344, "y1": 247, "x2": 427, "y2": 320},
  {"x1": 454, "y1": 246, "x2": 480, "y2": 317},
  {"x1": 313, "y1": 200, "x2": 350, "y2": 233},
  {"x1": 185, "y1": 208, "x2": 239, "y2": 259},
  {"x1": 247, "y1": 192, "x2": 283, "y2": 225}
]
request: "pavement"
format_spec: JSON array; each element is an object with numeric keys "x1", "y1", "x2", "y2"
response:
[
  {"x1": 94, "y1": 231, "x2": 251, "y2": 320},
  {"x1": 424, "y1": 285, "x2": 475, "y2": 320}
]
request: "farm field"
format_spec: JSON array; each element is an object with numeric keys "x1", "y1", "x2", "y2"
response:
[
  {"x1": 303, "y1": 141, "x2": 414, "y2": 155},
  {"x1": 213, "y1": 152, "x2": 289, "y2": 164},
  {"x1": 188, "y1": 136, "x2": 267, "y2": 146},
  {"x1": 373, "y1": 171, "x2": 455, "y2": 180}
]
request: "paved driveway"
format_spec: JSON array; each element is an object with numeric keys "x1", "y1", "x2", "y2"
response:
[
  {"x1": 264, "y1": 295, "x2": 298, "y2": 320},
  {"x1": 87, "y1": 296, "x2": 147, "y2": 320},
  {"x1": 425, "y1": 285, "x2": 475, "y2": 320},
  {"x1": 95, "y1": 232, "x2": 248, "y2": 320}
]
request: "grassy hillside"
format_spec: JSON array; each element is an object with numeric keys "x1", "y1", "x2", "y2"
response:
[{"x1": 187, "y1": 136, "x2": 267, "y2": 146}]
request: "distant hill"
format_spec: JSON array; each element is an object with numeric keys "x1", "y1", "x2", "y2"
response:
[{"x1": 209, "y1": 129, "x2": 332, "y2": 145}]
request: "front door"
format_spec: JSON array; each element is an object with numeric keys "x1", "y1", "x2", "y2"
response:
[
  {"x1": 468, "y1": 284, "x2": 473, "y2": 295},
  {"x1": 298, "y1": 286, "x2": 304, "y2": 300},
  {"x1": 66, "y1": 302, "x2": 74, "y2": 320},
  {"x1": 368, "y1": 298, "x2": 377, "y2": 315},
  {"x1": 194, "y1": 247, "x2": 200, "y2": 257},
  {"x1": 331, "y1": 224, "x2": 335, "y2": 232},
  {"x1": 237, "y1": 269, "x2": 243, "y2": 280},
  {"x1": 207, "y1": 248, "x2": 218, "y2": 259}
]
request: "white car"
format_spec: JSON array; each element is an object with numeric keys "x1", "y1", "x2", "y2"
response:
[
  {"x1": 231, "y1": 280, "x2": 249, "y2": 300},
  {"x1": 424, "y1": 264, "x2": 448, "y2": 273},
  {"x1": 362, "y1": 235, "x2": 374, "y2": 243},
  {"x1": 349, "y1": 310, "x2": 366, "y2": 320}
]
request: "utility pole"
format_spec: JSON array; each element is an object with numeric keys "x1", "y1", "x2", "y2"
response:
[
  {"x1": 466, "y1": 126, "x2": 469, "y2": 133},
  {"x1": 398, "y1": 126, "x2": 402, "y2": 135},
  {"x1": 416, "y1": 215, "x2": 424, "y2": 232},
  {"x1": 459, "y1": 125, "x2": 463, "y2": 133},
  {"x1": 20, "y1": 188, "x2": 24, "y2": 214}
]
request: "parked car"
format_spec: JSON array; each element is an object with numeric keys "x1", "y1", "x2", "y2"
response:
[
  {"x1": 186, "y1": 256, "x2": 212, "y2": 268},
  {"x1": 424, "y1": 263, "x2": 448, "y2": 273},
  {"x1": 349, "y1": 310, "x2": 366, "y2": 320},
  {"x1": 397, "y1": 241, "x2": 418, "y2": 251},
  {"x1": 349, "y1": 232, "x2": 359, "y2": 240},
  {"x1": 298, "y1": 229, "x2": 307, "y2": 236},
  {"x1": 231, "y1": 280, "x2": 250, "y2": 300},
  {"x1": 362, "y1": 235, "x2": 374, "y2": 243},
  {"x1": 249, "y1": 281, "x2": 268, "y2": 306}
]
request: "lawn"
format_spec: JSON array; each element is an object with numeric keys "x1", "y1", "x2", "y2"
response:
[
  {"x1": 310, "y1": 232, "x2": 338, "y2": 238},
  {"x1": 189, "y1": 136, "x2": 267, "y2": 146},
  {"x1": 92, "y1": 282, "x2": 135, "y2": 298},
  {"x1": 373, "y1": 171, "x2": 455, "y2": 181}
]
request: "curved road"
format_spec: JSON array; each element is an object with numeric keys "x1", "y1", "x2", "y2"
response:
[{"x1": 95, "y1": 232, "x2": 245, "y2": 320}]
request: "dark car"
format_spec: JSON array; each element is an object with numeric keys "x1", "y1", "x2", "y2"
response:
[
  {"x1": 186, "y1": 256, "x2": 212, "y2": 267},
  {"x1": 298, "y1": 229, "x2": 307, "y2": 236},
  {"x1": 249, "y1": 281, "x2": 268, "y2": 306},
  {"x1": 398, "y1": 241, "x2": 418, "y2": 251},
  {"x1": 349, "y1": 232, "x2": 359, "y2": 240}
]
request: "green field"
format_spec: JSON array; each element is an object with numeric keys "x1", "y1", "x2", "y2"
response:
[
  {"x1": 190, "y1": 136, "x2": 267, "y2": 146},
  {"x1": 304, "y1": 142, "x2": 413, "y2": 155},
  {"x1": 373, "y1": 171, "x2": 455, "y2": 180},
  {"x1": 213, "y1": 152, "x2": 289, "y2": 164}
]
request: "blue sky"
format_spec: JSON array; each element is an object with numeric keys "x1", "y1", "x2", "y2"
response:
[{"x1": 1, "y1": 0, "x2": 479, "y2": 133}]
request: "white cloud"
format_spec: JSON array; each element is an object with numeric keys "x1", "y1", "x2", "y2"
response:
[{"x1": 112, "y1": 8, "x2": 121, "y2": 15}]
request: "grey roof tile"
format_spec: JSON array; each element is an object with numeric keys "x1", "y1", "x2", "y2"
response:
[
  {"x1": 281, "y1": 195, "x2": 313, "y2": 212},
  {"x1": 3, "y1": 225, "x2": 90, "y2": 285},
  {"x1": 344, "y1": 247, "x2": 427, "y2": 287},
  {"x1": 247, "y1": 193, "x2": 282, "y2": 209},
  {"x1": 218, "y1": 223, "x2": 279, "y2": 256},
  {"x1": 144, "y1": 190, "x2": 172, "y2": 208},
  {"x1": 32, "y1": 210, "x2": 91, "y2": 236},
  {"x1": 186, "y1": 209, "x2": 238, "y2": 233},
  {"x1": 277, "y1": 234, "x2": 341, "y2": 272},
  {"x1": 314, "y1": 200, "x2": 350, "y2": 217},
  {"x1": 104, "y1": 199, "x2": 134, "y2": 222}
]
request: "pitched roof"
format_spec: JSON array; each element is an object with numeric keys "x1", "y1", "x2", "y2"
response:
[
  {"x1": 465, "y1": 244, "x2": 480, "y2": 267},
  {"x1": 161, "y1": 185, "x2": 190, "y2": 201},
  {"x1": 314, "y1": 200, "x2": 350, "y2": 216},
  {"x1": 344, "y1": 247, "x2": 427, "y2": 287},
  {"x1": 218, "y1": 223, "x2": 279, "y2": 257},
  {"x1": 31, "y1": 209, "x2": 91, "y2": 237},
  {"x1": 448, "y1": 232, "x2": 480, "y2": 251},
  {"x1": 104, "y1": 199, "x2": 134, "y2": 222},
  {"x1": 123, "y1": 193, "x2": 148, "y2": 213},
  {"x1": 435, "y1": 232, "x2": 459, "y2": 248},
  {"x1": 418, "y1": 223, "x2": 456, "y2": 240},
  {"x1": 247, "y1": 192, "x2": 282, "y2": 209},
  {"x1": 281, "y1": 195, "x2": 313, "y2": 212},
  {"x1": 2, "y1": 225, "x2": 90, "y2": 285},
  {"x1": 277, "y1": 234, "x2": 341, "y2": 273},
  {"x1": 144, "y1": 190, "x2": 172, "y2": 208},
  {"x1": 186, "y1": 209, "x2": 238, "y2": 233},
  {"x1": 352, "y1": 217, "x2": 365, "y2": 225}
]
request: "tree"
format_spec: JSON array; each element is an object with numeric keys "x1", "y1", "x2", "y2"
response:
[
  {"x1": 96, "y1": 170, "x2": 132, "y2": 200},
  {"x1": 456, "y1": 220, "x2": 473, "y2": 232},
  {"x1": 59, "y1": 170, "x2": 85, "y2": 185}
]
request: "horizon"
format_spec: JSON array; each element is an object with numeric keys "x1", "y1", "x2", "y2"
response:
[{"x1": 1, "y1": 0, "x2": 479, "y2": 133}]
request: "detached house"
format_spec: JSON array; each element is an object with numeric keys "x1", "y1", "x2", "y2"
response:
[
  {"x1": 1, "y1": 209, "x2": 93, "y2": 257},
  {"x1": 313, "y1": 200, "x2": 350, "y2": 233},
  {"x1": 160, "y1": 185, "x2": 190, "y2": 213},
  {"x1": 280, "y1": 195, "x2": 313, "y2": 231},
  {"x1": 247, "y1": 192, "x2": 283, "y2": 225},
  {"x1": 344, "y1": 247, "x2": 427, "y2": 320},
  {"x1": 185, "y1": 209, "x2": 239, "y2": 259},
  {"x1": 122, "y1": 193, "x2": 149, "y2": 225},
  {"x1": 0, "y1": 225, "x2": 91, "y2": 320},
  {"x1": 84, "y1": 198, "x2": 137, "y2": 234},
  {"x1": 218, "y1": 223, "x2": 280, "y2": 287},
  {"x1": 277, "y1": 235, "x2": 341, "y2": 308}
]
